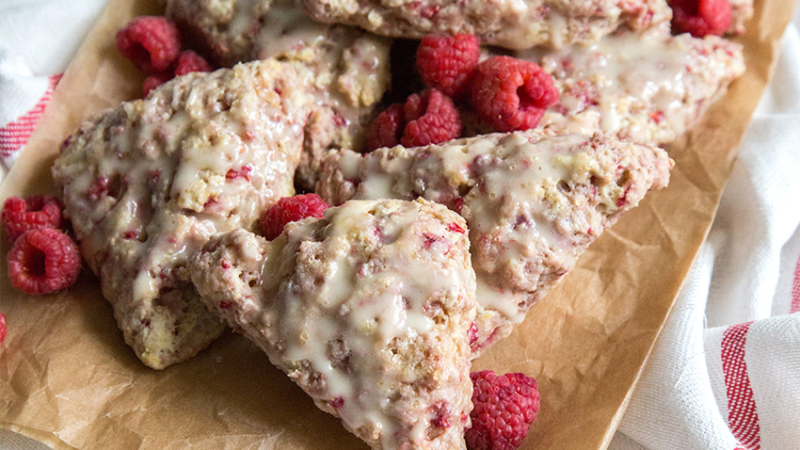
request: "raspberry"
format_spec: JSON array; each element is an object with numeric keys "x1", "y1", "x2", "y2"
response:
[
  {"x1": 470, "y1": 56, "x2": 559, "y2": 133},
  {"x1": 116, "y1": 16, "x2": 181, "y2": 74},
  {"x1": 142, "y1": 51, "x2": 212, "y2": 97},
  {"x1": 466, "y1": 370, "x2": 540, "y2": 450},
  {"x1": 143, "y1": 73, "x2": 172, "y2": 97},
  {"x1": 2, "y1": 195, "x2": 64, "y2": 243},
  {"x1": 0, "y1": 313, "x2": 5, "y2": 343},
  {"x1": 366, "y1": 89, "x2": 462, "y2": 151},
  {"x1": 670, "y1": 0, "x2": 732, "y2": 37},
  {"x1": 7, "y1": 228, "x2": 81, "y2": 295},
  {"x1": 261, "y1": 194, "x2": 330, "y2": 240},
  {"x1": 417, "y1": 34, "x2": 480, "y2": 98},
  {"x1": 400, "y1": 89, "x2": 461, "y2": 148},
  {"x1": 174, "y1": 50, "x2": 213, "y2": 77},
  {"x1": 366, "y1": 103, "x2": 405, "y2": 151}
]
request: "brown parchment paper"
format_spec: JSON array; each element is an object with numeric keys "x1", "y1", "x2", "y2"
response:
[{"x1": 0, "y1": 0, "x2": 795, "y2": 448}]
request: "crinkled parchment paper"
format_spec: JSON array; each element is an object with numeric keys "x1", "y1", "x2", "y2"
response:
[{"x1": 0, "y1": 0, "x2": 796, "y2": 448}]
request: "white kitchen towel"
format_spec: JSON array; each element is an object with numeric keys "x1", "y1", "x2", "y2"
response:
[
  {"x1": 0, "y1": 0, "x2": 107, "y2": 174},
  {"x1": 1, "y1": 1, "x2": 799, "y2": 450}
]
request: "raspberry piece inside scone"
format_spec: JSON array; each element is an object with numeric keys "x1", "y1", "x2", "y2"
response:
[
  {"x1": 1, "y1": 195, "x2": 64, "y2": 243},
  {"x1": 174, "y1": 50, "x2": 212, "y2": 77},
  {"x1": 670, "y1": 0, "x2": 733, "y2": 37},
  {"x1": 366, "y1": 103, "x2": 405, "y2": 151},
  {"x1": 466, "y1": 370, "x2": 540, "y2": 450},
  {"x1": 417, "y1": 34, "x2": 480, "y2": 98},
  {"x1": 7, "y1": 228, "x2": 81, "y2": 295},
  {"x1": 401, "y1": 88, "x2": 462, "y2": 148},
  {"x1": 0, "y1": 313, "x2": 5, "y2": 343},
  {"x1": 116, "y1": 16, "x2": 182, "y2": 74},
  {"x1": 470, "y1": 56, "x2": 559, "y2": 133},
  {"x1": 261, "y1": 194, "x2": 330, "y2": 240}
]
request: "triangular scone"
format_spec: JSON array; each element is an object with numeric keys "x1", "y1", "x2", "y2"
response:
[
  {"x1": 166, "y1": 0, "x2": 392, "y2": 189},
  {"x1": 316, "y1": 131, "x2": 672, "y2": 353},
  {"x1": 525, "y1": 33, "x2": 745, "y2": 147},
  {"x1": 191, "y1": 199, "x2": 476, "y2": 450},
  {"x1": 52, "y1": 59, "x2": 319, "y2": 369},
  {"x1": 300, "y1": 0, "x2": 671, "y2": 49}
]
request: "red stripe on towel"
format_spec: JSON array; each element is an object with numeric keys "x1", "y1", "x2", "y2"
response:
[
  {"x1": 721, "y1": 322, "x2": 761, "y2": 450},
  {"x1": 791, "y1": 255, "x2": 800, "y2": 313},
  {"x1": 0, "y1": 74, "x2": 62, "y2": 160}
]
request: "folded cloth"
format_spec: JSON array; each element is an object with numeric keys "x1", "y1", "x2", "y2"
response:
[
  {"x1": 610, "y1": 8, "x2": 800, "y2": 450},
  {"x1": 0, "y1": 52, "x2": 59, "y2": 168},
  {"x1": 0, "y1": 0, "x2": 108, "y2": 175},
  {"x1": 1, "y1": 0, "x2": 799, "y2": 449}
]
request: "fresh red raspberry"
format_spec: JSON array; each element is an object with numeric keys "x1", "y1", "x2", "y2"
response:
[
  {"x1": 366, "y1": 103, "x2": 405, "y2": 151},
  {"x1": 470, "y1": 56, "x2": 559, "y2": 133},
  {"x1": 116, "y1": 16, "x2": 182, "y2": 74},
  {"x1": 466, "y1": 370, "x2": 540, "y2": 450},
  {"x1": 174, "y1": 50, "x2": 213, "y2": 77},
  {"x1": 400, "y1": 89, "x2": 461, "y2": 148},
  {"x1": 142, "y1": 73, "x2": 172, "y2": 97},
  {"x1": 366, "y1": 89, "x2": 462, "y2": 150},
  {"x1": 261, "y1": 194, "x2": 330, "y2": 240},
  {"x1": 7, "y1": 228, "x2": 81, "y2": 295},
  {"x1": 670, "y1": 0, "x2": 732, "y2": 37},
  {"x1": 0, "y1": 313, "x2": 5, "y2": 343},
  {"x1": 2, "y1": 195, "x2": 64, "y2": 243},
  {"x1": 417, "y1": 34, "x2": 480, "y2": 98}
]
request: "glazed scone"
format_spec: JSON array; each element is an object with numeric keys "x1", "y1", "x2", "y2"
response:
[
  {"x1": 316, "y1": 131, "x2": 672, "y2": 353},
  {"x1": 166, "y1": 0, "x2": 393, "y2": 188},
  {"x1": 300, "y1": 0, "x2": 672, "y2": 49},
  {"x1": 191, "y1": 199, "x2": 476, "y2": 450},
  {"x1": 52, "y1": 60, "x2": 315, "y2": 369},
  {"x1": 516, "y1": 33, "x2": 745, "y2": 147}
]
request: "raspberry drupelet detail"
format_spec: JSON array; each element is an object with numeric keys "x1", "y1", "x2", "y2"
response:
[
  {"x1": 261, "y1": 194, "x2": 330, "y2": 240},
  {"x1": 174, "y1": 50, "x2": 213, "y2": 77},
  {"x1": 401, "y1": 89, "x2": 462, "y2": 148},
  {"x1": 116, "y1": 16, "x2": 182, "y2": 74},
  {"x1": 366, "y1": 103, "x2": 406, "y2": 151},
  {"x1": 1, "y1": 195, "x2": 64, "y2": 243},
  {"x1": 0, "y1": 313, "x2": 5, "y2": 343},
  {"x1": 670, "y1": 0, "x2": 733, "y2": 37},
  {"x1": 466, "y1": 370, "x2": 541, "y2": 450},
  {"x1": 470, "y1": 56, "x2": 559, "y2": 133},
  {"x1": 366, "y1": 89, "x2": 462, "y2": 151},
  {"x1": 417, "y1": 34, "x2": 481, "y2": 98},
  {"x1": 7, "y1": 228, "x2": 82, "y2": 295}
]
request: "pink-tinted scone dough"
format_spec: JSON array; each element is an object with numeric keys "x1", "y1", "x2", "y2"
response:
[
  {"x1": 316, "y1": 130, "x2": 672, "y2": 354},
  {"x1": 191, "y1": 199, "x2": 476, "y2": 450},
  {"x1": 300, "y1": 0, "x2": 673, "y2": 49},
  {"x1": 52, "y1": 60, "x2": 317, "y2": 369},
  {"x1": 166, "y1": 0, "x2": 393, "y2": 189},
  {"x1": 529, "y1": 33, "x2": 745, "y2": 147}
]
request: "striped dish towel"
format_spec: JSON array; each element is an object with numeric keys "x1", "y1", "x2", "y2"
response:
[
  {"x1": 0, "y1": 70, "x2": 61, "y2": 167},
  {"x1": 0, "y1": 0, "x2": 108, "y2": 177}
]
